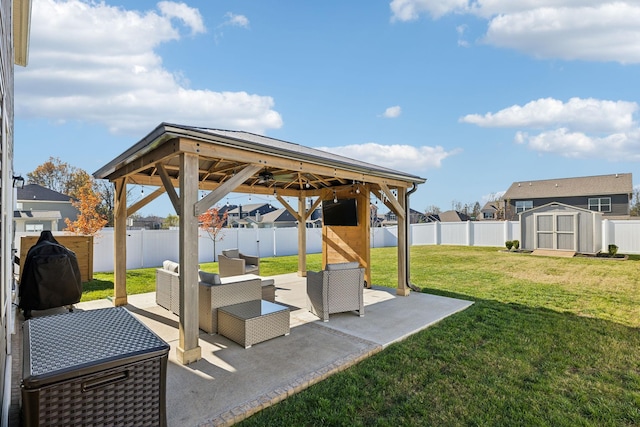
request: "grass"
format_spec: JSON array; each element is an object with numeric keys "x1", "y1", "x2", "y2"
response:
[{"x1": 85, "y1": 246, "x2": 640, "y2": 426}]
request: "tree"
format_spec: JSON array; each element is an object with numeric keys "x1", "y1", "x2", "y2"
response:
[
  {"x1": 471, "y1": 201, "x2": 481, "y2": 220},
  {"x1": 64, "y1": 182, "x2": 108, "y2": 235},
  {"x1": 199, "y1": 207, "x2": 228, "y2": 261},
  {"x1": 27, "y1": 157, "x2": 93, "y2": 199},
  {"x1": 425, "y1": 205, "x2": 441, "y2": 215},
  {"x1": 630, "y1": 188, "x2": 640, "y2": 216},
  {"x1": 95, "y1": 180, "x2": 115, "y2": 227},
  {"x1": 163, "y1": 213, "x2": 179, "y2": 229}
]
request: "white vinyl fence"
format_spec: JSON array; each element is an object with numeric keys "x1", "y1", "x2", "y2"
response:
[{"x1": 15, "y1": 219, "x2": 640, "y2": 272}]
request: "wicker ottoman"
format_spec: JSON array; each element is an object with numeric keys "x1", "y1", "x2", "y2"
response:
[
  {"x1": 21, "y1": 307, "x2": 170, "y2": 427},
  {"x1": 218, "y1": 300, "x2": 290, "y2": 348}
]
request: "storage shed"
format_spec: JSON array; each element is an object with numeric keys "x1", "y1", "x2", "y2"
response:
[{"x1": 519, "y1": 202, "x2": 603, "y2": 254}]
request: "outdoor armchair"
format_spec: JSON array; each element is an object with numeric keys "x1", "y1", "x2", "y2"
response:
[
  {"x1": 218, "y1": 248, "x2": 260, "y2": 277},
  {"x1": 307, "y1": 262, "x2": 365, "y2": 322}
]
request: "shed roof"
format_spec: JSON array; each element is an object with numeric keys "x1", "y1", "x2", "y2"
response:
[{"x1": 503, "y1": 173, "x2": 632, "y2": 200}]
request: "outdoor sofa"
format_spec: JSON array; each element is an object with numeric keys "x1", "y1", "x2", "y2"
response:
[
  {"x1": 156, "y1": 261, "x2": 275, "y2": 333},
  {"x1": 307, "y1": 261, "x2": 365, "y2": 322}
]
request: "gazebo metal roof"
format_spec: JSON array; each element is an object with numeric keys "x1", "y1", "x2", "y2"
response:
[{"x1": 94, "y1": 123, "x2": 425, "y2": 195}]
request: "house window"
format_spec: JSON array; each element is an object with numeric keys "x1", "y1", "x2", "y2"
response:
[
  {"x1": 588, "y1": 197, "x2": 611, "y2": 212},
  {"x1": 26, "y1": 224, "x2": 44, "y2": 232},
  {"x1": 515, "y1": 200, "x2": 533, "y2": 213}
]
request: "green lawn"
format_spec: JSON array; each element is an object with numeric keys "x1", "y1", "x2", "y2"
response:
[{"x1": 86, "y1": 246, "x2": 640, "y2": 426}]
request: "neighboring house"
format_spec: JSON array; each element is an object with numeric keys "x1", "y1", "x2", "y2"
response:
[
  {"x1": 14, "y1": 184, "x2": 79, "y2": 232},
  {"x1": 479, "y1": 200, "x2": 504, "y2": 220},
  {"x1": 502, "y1": 173, "x2": 633, "y2": 221},
  {"x1": 380, "y1": 208, "x2": 428, "y2": 226},
  {"x1": 226, "y1": 203, "x2": 278, "y2": 228}
]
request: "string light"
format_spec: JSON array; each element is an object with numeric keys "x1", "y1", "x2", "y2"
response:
[{"x1": 140, "y1": 186, "x2": 144, "y2": 197}]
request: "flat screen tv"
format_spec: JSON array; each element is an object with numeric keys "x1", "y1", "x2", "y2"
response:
[{"x1": 322, "y1": 198, "x2": 358, "y2": 226}]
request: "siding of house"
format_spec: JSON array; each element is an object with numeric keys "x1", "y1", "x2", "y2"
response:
[
  {"x1": 508, "y1": 194, "x2": 629, "y2": 219},
  {"x1": 0, "y1": 0, "x2": 13, "y2": 420}
]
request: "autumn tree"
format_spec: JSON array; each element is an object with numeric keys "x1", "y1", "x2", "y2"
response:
[
  {"x1": 64, "y1": 182, "x2": 108, "y2": 235},
  {"x1": 198, "y1": 207, "x2": 228, "y2": 261},
  {"x1": 28, "y1": 157, "x2": 93, "y2": 199}
]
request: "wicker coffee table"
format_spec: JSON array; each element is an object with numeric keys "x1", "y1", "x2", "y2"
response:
[{"x1": 217, "y1": 300, "x2": 290, "y2": 348}]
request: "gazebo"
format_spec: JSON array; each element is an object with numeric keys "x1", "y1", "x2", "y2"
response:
[{"x1": 94, "y1": 123, "x2": 426, "y2": 364}]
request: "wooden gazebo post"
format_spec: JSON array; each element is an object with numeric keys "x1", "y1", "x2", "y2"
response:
[
  {"x1": 113, "y1": 178, "x2": 128, "y2": 306},
  {"x1": 177, "y1": 152, "x2": 202, "y2": 364}
]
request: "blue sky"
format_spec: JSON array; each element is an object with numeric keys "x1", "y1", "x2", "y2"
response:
[{"x1": 15, "y1": 0, "x2": 640, "y2": 216}]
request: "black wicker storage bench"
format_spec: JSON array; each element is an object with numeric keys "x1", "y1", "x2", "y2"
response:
[{"x1": 21, "y1": 307, "x2": 170, "y2": 427}]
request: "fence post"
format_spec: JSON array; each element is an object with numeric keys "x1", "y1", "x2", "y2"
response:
[
  {"x1": 503, "y1": 220, "x2": 510, "y2": 244},
  {"x1": 434, "y1": 221, "x2": 440, "y2": 245},
  {"x1": 467, "y1": 220, "x2": 473, "y2": 247},
  {"x1": 602, "y1": 219, "x2": 609, "y2": 250}
]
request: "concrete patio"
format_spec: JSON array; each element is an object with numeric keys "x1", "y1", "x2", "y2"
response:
[{"x1": 10, "y1": 273, "x2": 473, "y2": 426}]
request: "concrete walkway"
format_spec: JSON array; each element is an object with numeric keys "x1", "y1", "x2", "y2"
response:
[{"x1": 11, "y1": 273, "x2": 473, "y2": 426}]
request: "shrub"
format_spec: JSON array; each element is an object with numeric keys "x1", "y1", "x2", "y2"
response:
[
  {"x1": 512, "y1": 240, "x2": 520, "y2": 250},
  {"x1": 608, "y1": 244, "x2": 618, "y2": 257},
  {"x1": 505, "y1": 241, "x2": 514, "y2": 250}
]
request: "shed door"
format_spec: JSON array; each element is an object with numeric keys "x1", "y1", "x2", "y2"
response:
[{"x1": 535, "y1": 213, "x2": 577, "y2": 251}]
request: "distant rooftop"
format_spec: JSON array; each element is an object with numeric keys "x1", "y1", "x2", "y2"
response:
[{"x1": 503, "y1": 173, "x2": 632, "y2": 199}]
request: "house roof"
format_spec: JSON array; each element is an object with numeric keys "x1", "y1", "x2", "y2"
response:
[
  {"x1": 503, "y1": 173, "x2": 633, "y2": 200},
  {"x1": 438, "y1": 210, "x2": 470, "y2": 222},
  {"x1": 227, "y1": 203, "x2": 272, "y2": 214},
  {"x1": 17, "y1": 184, "x2": 73, "y2": 202},
  {"x1": 259, "y1": 208, "x2": 295, "y2": 223},
  {"x1": 481, "y1": 201, "x2": 502, "y2": 212}
]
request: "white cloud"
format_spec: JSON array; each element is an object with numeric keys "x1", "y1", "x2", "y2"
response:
[
  {"x1": 15, "y1": 0, "x2": 281, "y2": 135},
  {"x1": 461, "y1": 97, "x2": 640, "y2": 161},
  {"x1": 223, "y1": 12, "x2": 250, "y2": 28},
  {"x1": 158, "y1": 1, "x2": 205, "y2": 35},
  {"x1": 461, "y1": 98, "x2": 638, "y2": 133},
  {"x1": 390, "y1": 0, "x2": 468, "y2": 21},
  {"x1": 381, "y1": 105, "x2": 402, "y2": 118},
  {"x1": 317, "y1": 143, "x2": 461, "y2": 171},
  {"x1": 390, "y1": 1, "x2": 640, "y2": 63}
]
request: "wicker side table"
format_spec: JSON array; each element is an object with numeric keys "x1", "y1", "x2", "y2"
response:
[{"x1": 218, "y1": 300, "x2": 290, "y2": 348}]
